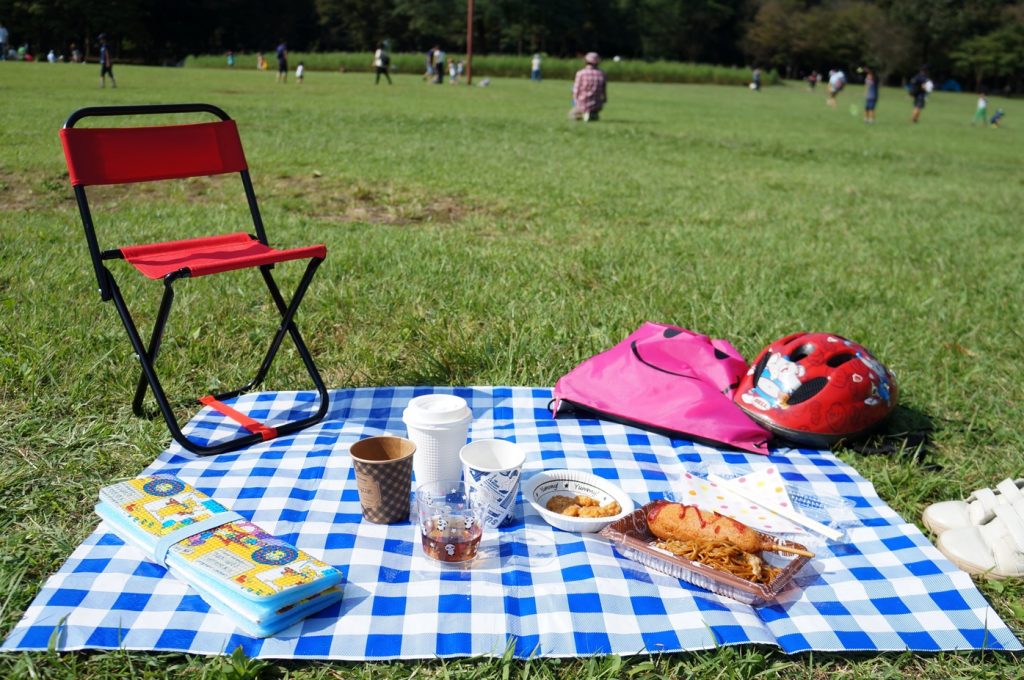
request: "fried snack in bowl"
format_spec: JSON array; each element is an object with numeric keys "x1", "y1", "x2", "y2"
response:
[
  {"x1": 598, "y1": 502, "x2": 812, "y2": 605},
  {"x1": 524, "y1": 470, "x2": 634, "y2": 533},
  {"x1": 545, "y1": 494, "x2": 622, "y2": 518}
]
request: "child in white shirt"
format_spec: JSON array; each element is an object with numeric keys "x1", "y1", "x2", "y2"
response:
[{"x1": 971, "y1": 93, "x2": 987, "y2": 125}]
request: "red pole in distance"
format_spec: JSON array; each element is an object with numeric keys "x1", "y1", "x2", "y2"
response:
[{"x1": 466, "y1": 0, "x2": 474, "y2": 85}]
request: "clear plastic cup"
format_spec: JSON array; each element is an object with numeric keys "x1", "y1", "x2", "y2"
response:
[{"x1": 415, "y1": 480, "x2": 483, "y2": 564}]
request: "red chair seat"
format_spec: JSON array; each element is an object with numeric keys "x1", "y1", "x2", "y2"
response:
[{"x1": 120, "y1": 232, "x2": 327, "y2": 279}]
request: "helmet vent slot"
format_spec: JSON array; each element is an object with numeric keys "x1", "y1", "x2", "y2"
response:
[
  {"x1": 788, "y1": 344, "x2": 815, "y2": 362},
  {"x1": 826, "y1": 353, "x2": 856, "y2": 367},
  {"x1": 751, "y1": 352, "x2": 771, "y2": 383},
  {"x1": 787, "y1": 377, "x2": 827, "y2": 405}
]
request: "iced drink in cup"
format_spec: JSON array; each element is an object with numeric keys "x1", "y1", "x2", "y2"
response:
[
  {"x1": 415, "y1": 480, "x2": 483, "y2": 563},
  {"x1": 402, "y1": 394, "x2": 473, "y2": 490}
]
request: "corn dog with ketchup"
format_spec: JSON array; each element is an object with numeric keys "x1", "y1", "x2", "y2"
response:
[{"x1": 647, "y1": 501, "x2": 813, "y2": 558}]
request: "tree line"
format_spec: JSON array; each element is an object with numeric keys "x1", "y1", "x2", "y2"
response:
[{"x1": 2, "y1": 0, "x2": 1021, "y2": 90}]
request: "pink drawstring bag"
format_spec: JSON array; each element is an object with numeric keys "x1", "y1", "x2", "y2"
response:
[{"x1": 552, "y1": 322, "x2": 772, "y2": 454}]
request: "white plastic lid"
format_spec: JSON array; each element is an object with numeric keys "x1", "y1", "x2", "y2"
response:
[{"x1": 402, "y1": 394, "x2": 472, "y2": 427}]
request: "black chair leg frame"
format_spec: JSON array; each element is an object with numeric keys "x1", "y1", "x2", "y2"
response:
[{"x1": 107, "y1": 259, "x2": 330, "y2": 456}]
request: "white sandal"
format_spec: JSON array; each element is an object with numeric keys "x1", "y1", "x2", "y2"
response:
[
  {"x1": 921, "y1": 477, "x2": 1024, "y2": 535},
  {"x1": 936, "y1": 499, "x2": 1024, "y2": 579}
]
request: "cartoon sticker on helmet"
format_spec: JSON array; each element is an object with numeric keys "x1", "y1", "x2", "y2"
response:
[
  {"x1": 856, "y1": 352, "x2": 893, "y2": 406},
  {"x1": 739, "y1": 353, "x2": 806, "y2": 411}
]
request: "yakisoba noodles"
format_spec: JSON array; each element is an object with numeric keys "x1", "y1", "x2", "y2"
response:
[
  {"x1": 653, "y1": 538, "x2": 781, "y2": 584},
  {"x1": 646, "y1": 501, "x2": 812, "y2": 584}
]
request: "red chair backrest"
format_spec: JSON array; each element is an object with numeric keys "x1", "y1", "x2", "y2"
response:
[{"x1": 60, "y1": 120, "x2": 248, "y2": 187}]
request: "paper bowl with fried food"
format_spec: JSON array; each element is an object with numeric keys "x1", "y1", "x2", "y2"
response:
[{"x1": 524, "y1": 470, "x2": 634, "y2": 533}]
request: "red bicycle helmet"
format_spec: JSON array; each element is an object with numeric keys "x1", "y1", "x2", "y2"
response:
[{"x1": 734, "y1": 332, "x2": 897, "y2": 446}]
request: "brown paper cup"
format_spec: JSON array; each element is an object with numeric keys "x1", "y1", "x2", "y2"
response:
[{"x1": 349, "y1": 436, "x2": 416, "y2": 524}]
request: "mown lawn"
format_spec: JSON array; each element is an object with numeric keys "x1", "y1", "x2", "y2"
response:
[{"x1": 0, "y1": 62, "x2": 1021, "y2": 678}]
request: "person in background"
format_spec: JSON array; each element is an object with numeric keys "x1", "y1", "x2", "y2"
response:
[
  {"x1": 971, "y1": 92, "x2": 988, "y2": 126},
  {"x1": 98, "y1": 33, "x2": 116, "y2": 88},
  {"x1": 227, "y1": 50, "x2": 235, "y2": 67},
  {"x1": 826, "y1": 69, "x2": 846, "y2": 107},
  {"x1": 570, "y1": 52, "x2": 608, "y2": 122},
  {"x1": 0, "y1": 22, "x2": 9, "y2": 61},
  {"x1": 275, "y1": 40, "x2": 288, "y2": 83},
  {"x1": 449, "y1": 58, "x2": 457, "y2": 84},
  {"x1": 531, "y1": 53, "x2": 542, "y2": 82},
  {"x1": 424, "y1": 47, "x2": 434, "y2": 81},
  {"x1": 807, "y1": 70, "x2": 819, "y2": 90},
  {"x1": 70, "y1": 43, "x2": 82, "y2": 62},
  {"x1": 752, "y1": 67, "x2": 762, "y2": 91},
  {"x1": 296, "y1": 61, "x2": 304, "y2": 84},
  {"x1": 990, "y1": 108, "x2": 1005, "y2": 128},
  {"x1": 909, "y1": 65, "x2": 930, "y2": 123},
  {"x1": 47, "y1": 49, "x2": 57, "y2": 63},
  {"x1": 432, "y1": 45, "x2": 446, "y2": 84},
  {"x1": 863, "y1": 67, "x2": 879, "y2": 123},
  {"x1": 256, "y1": 52, "x2": 267, "y2": 70},
  {"x1": 373, "y1": 42, "x2": 392, "y2": 85}
]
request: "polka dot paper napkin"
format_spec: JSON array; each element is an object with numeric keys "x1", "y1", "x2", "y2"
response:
[{"x1": 675, "y1": 468, "x2": 806, "y2": 535}]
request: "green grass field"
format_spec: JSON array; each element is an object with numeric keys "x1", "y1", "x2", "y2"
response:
[{"x1": 0, "y1": 62, "x2": 1022, "y2": 678}]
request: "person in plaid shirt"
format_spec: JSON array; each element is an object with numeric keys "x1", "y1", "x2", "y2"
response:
[{"x1": 571, "y1": 52, "x2": 607, "y2": 122}]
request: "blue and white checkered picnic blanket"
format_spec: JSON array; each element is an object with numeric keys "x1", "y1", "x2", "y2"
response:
[{"x1": 4, "y1": 387, "x2": 1021, "y2": 659}]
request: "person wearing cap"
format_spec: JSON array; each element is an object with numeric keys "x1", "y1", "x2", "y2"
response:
[
  {"x1": 571, "y1": 52, "x2": 607, "y2": 122},
  {"x1": 98, "y1": 33, "x2": 116, "y2": 88}
]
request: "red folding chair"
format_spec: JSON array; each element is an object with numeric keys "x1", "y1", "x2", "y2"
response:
[{"x1": 60, "y1": 103, "x2": 330, "y2": 455}]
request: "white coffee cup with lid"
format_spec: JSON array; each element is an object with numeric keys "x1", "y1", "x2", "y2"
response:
[{"x1": 402, "y1": 394, "x2": 473, "y2": 489}]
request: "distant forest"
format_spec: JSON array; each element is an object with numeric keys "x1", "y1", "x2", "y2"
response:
[{"x1": 2, "y1": 0, "x2": 1022, "y2": 89}]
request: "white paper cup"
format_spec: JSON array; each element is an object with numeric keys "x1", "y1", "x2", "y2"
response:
[
  {"x1": 403, "y1": 394, "x2": 473, "y2": 490},
  {"x1": 460, "y1": 439, "x2": 527, "y2": 528}
]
